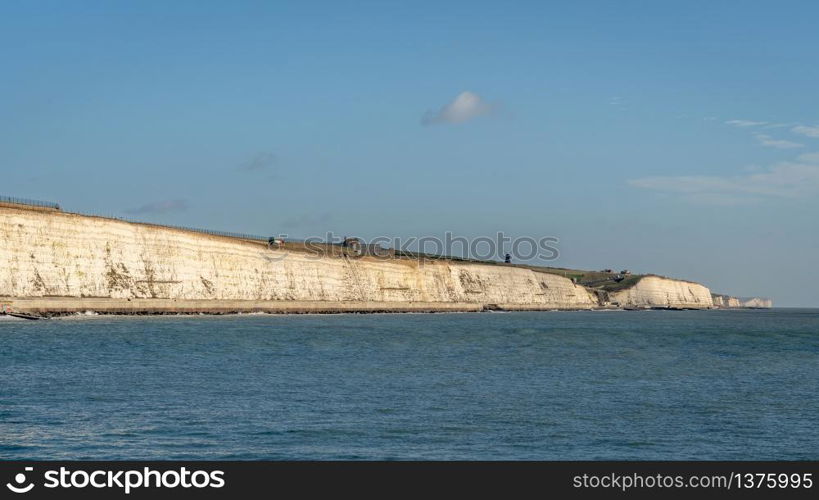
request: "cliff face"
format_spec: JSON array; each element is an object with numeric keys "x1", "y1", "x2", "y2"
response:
[
  {"x1": 712, "y1": 294, "x2": 742, "y2": 308},
  {"x1": 0, "y1": 207, "x2": 598, "y2": 310},
  {"x1": 608, "y1": 276, "x2": 714, "y2": 309},
  {"x1": 0, "y1": 207, "x2": 720, "y2": 312},
  {"x1": 739, "y1": 297, "x2": 773, "y2": 308},
  {"x1": 712, "y1": 294, "x2": 773, "y2": 308}
]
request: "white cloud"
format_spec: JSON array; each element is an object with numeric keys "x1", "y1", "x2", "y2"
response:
[
  {"x1": 792, "y1": 125, "x2": 819, "y2": 138},
  {"x1": 798, "y1": 152, "x2": 819, "y2": 163},
  {"x1": 754, "y1": 134, "x2": 804, "y2": 149},
  {"x1": 628, "y1": 158, "x2": 819, "y2": 203},
  {"x1": 422, "y1": 91, "x2": 494, "y2": 125},
  {"x1": 725, "y1": 119, "x2": 767, "y2": 127}
]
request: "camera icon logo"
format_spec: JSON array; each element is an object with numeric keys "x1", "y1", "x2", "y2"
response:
[{"x1": 6, "y1": 467, "x2": 35, "y2": 494}]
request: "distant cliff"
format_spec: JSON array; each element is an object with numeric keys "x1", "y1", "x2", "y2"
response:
[
  {"x1": 1, "y1": 204, "x2": 721, "y2": 314},
  {"x1": 607, "y1": 276, "x2": 713, "y2": 309},
  {"x1": 712, "y1": 294, "x2": 773, "y2": 309}
]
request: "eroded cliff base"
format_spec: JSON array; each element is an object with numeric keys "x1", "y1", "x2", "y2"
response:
[{"x1": 0, "y1": 296, "x2": 715, "y2": 319}]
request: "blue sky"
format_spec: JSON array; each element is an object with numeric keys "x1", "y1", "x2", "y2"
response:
[{"x1": 2, "y1": 1, "x2": 818, "y2": 306}]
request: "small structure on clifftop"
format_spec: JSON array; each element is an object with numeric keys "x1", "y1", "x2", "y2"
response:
[{"x1": 343, "y1": 237, "x2": 363, "y2": 254}]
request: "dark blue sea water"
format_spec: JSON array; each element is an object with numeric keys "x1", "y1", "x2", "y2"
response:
[{"x1": 1, "y1": 309, "x2": 818, "y2": 460}]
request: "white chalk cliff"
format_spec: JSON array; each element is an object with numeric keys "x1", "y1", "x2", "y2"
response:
[
  {"x1": 1, "y1": 206, "x2": 719, "y2": 311},
  {"x1": 712, "y1": 294, "x2": 773, "y2": 308},
  {"x1": 608, "y1": 276, "x2": 713, "y2": 309}
]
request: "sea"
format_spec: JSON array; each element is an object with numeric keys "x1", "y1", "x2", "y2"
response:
[{"x1": 1, "y1": 309, "x2": 817, "y2": 460}]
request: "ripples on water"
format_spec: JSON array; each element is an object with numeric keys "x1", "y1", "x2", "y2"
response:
[{"x1": 1, "y1": 309, "x2": 817, "y2": 460}]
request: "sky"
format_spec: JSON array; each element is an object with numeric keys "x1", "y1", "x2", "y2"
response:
[{"x1": 2, "y1": 1, "x2": 818, "y2": 306}]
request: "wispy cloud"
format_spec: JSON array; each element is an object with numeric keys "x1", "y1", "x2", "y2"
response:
[
  {"x1": 725, "y1": 119, "x2": 767, "y2": 128},
  {"x1": 238, "y1": 152, "x2": 277, "y2": 172},
  {"x1": 609, "y1": 96, "x2": 628, "y2": 110},
  {"x1": 628, "y1": 157, "x2": 819, "y2": 204},
  {"x1": 761, "y1": 122, "x2": 793, "y2": 129},
  {"x1": 792, "y1": 125, "x2": 819, "y2": 138},
  {"x1": 422, "y1": 91, "x2": 495, "y2": 125},
  {"x1": 798, "y1": 152, "x2": 819, "y2": 163},
  {"x1": 124, "y1": 199, "x2": 189, "y2": 215},
  {"x1": 754, "y1": 134, "x2": 804, "y2": 149}
]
